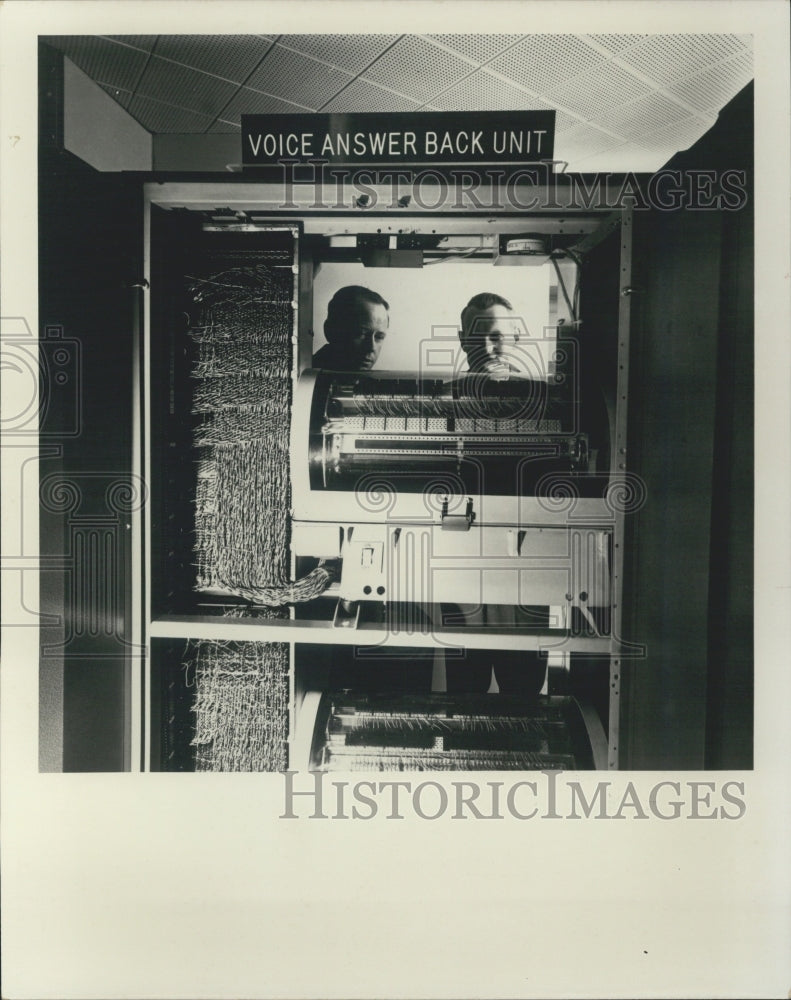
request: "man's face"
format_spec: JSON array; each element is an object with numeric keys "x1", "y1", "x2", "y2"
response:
[
  {"x1": 462, "y1": 304, "x2": 517, "y2": 374},
  {"x1": 335, "y1": 300, "x2": 389, "y2": 370}
]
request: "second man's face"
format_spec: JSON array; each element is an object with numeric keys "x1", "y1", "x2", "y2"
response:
[
  {"x1": 343, "y1": 300, "x2": 389, "y2": 370},
  {"x1": 464, "y1": 304, "x2": 518, "y2": 374}
]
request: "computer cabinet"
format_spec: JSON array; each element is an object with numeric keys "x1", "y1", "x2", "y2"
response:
[{"x1": 140, "y1": 180, "x2": 637, "y2": 771}]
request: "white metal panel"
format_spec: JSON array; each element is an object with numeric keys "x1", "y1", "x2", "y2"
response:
[
  {"x1": 322, "y1": 77, "x2": 421, "y2": 113},
  {"x1": 135, "y1": 56, "x2": 240, "y2": 116},
  {"x1": 617, "y1": 33, "x2": 751, "y2": 87},
  {"x1": 45, "y1": 35, "x2": 149, "y2": 91},
  {"x1": 429, "y1": 69, "x2": 552, "y2": 112},
  {"x1": 363, "y1": 36, "x2": 475, "y2": 102},
  {"x1": 245, "y1": 44, "x2": 353, "y2": 110},
  {"x1": 584, "y1": 34, "x2": 647, "y2": 55},
  {"x1": 278, "y1": 34, "x2": 400, "y2": 74},
  {"x1": 666, "y1": 52, "x2": 754, "y2": 114},
  {"x1": 425, "y1": 34, "x2": 525, "y2": 65},
  {"x1": 149, "y1": 616, "x2": 614, "y2": 653},
  {"x1": 127, "y1": 94, "x2": 215, "y2": 133},
  {"x1": 220, "y1": 85, "x2": 311, "y2": 119},
  {"x1": 596, "y1": 91, "x2": 694, "y2": 143},
  {"x1": 544, "y1": 61, "x2": 654, "y2": 122},
  {"x1": 486, "y1": 35, "x2": 607, "y2": 94},
  {"x1": 152, "y1": 34, "x2": 273, "y2": 82}
]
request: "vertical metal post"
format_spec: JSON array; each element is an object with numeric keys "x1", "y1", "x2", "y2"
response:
[{"x1": 608, "y1": 206, "x2": 633, "y2": 769}]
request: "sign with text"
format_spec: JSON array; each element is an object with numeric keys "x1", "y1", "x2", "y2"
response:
[{"x1": 242, "y1": 111, "x2": 556, "y2": 166}]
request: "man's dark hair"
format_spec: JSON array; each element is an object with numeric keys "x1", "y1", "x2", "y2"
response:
[
  {"x1": 460, "y1": 292, "x2": 513, "y2": 334},
  {"x1": 326, "y1": 285, "x2": 390, "y2": 334}
]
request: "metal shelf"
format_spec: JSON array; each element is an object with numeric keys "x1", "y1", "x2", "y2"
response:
[{"x1": 150, "y1": 614, "x2": 614, "y2": 653}]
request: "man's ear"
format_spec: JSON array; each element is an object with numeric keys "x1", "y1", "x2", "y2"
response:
[
  {"x1": 324, "y1": 319, "x2": 338, "y2": 345},
  {"x1": 458, "y1": 326, "x2": 471, "y2": 357}
]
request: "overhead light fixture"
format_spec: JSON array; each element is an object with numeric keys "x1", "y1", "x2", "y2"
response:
[{"x1": 494, "y1": 233, "x2": 551, "y2": 266}]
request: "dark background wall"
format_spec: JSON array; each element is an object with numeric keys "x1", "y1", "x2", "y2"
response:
[
  {"x1": 39, "y1": 44, "x2": 143, "y2": 770},
  {"x1": 621, "y1": 84, "x2": 753, "y2": 768}
]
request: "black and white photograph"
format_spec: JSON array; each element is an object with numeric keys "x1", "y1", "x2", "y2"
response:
[
  {"x1": 2, "y1": 1, "x2": 790, "y2": 997},
  {"x1": 34, "y1": 22, "x2": 757, "y2": 776}
]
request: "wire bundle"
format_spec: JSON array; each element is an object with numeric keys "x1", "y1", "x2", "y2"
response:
[
  {"x1": 187, "y1": 262, "x2": 295, "y2": 603},
  {"x1": 185, "y1": 640, "x2": 289, "y2": 771}
]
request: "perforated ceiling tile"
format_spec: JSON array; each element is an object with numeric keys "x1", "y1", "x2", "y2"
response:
[
  {"x1": 362, "y1": 36, "x2": 474, "y2": 102},
  {"x1": 44, "y1": 36, "x2": 149, "y2": 92},
  {"x1": 219, "y1": 86, "x2": 311, "y2": 123},
  {"x1": 486, "y1": 35, "x2": 607, "y2": 95},
  {"x1": 666, "y1": 53, "x2": 753, "y2": 114},
  {"x1": 554, "y1": 123, "x2": 624, "y2": 161},
  {"x1": 152, "y1": 35, "x2": 273, "y2": 83},
  {"x1": 553, "y1": 111, "x2": 583, "y2": 135},
  {"x1": 127, "y1": 94, "x2": 216, "y2": 133},
  {"x1": 278, "y1": 34, "x2": 400, "y2": 74},
  {"x1": 322, "y1": 79, "x2": 420, "y2": 113},
  {"x1": 599, "y1": 91, "x2": 695, "y2": 142},
  {"x1": 429, "y1": 70, "x2": 551, "y2": 112},
  {"x1": 208, "y1": 119, "x2": 242, "y2": 134},
  {"x1": 618, "y1": 34, "x2": 751, "y2": 88},
  {"x1": 104, "y1": 35, "x2": 158, "y2": 52},
  {"x1": 246, "y1": 45, "x2": 352, "y2": 110},
  {"x1": 584, "y1": 34, "x2": 647, "y2": 54},
  {"x1": 424, "y1": 35, "x2": 524, "y2": 66},
  {"x1": 99, "y1": 83, "x2": 133, "y2": 111},
  {"x1": 634, "y1": 115, "x2": 716, "y2": 154},
  {"x1": 135, "y1": 57, "x2": 240, "y2": 117},
  {"x1": 545, "y1": 60, "x2": 653, "y2": 123}
]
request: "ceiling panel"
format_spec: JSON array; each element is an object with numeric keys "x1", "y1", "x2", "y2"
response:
[
  {"x1": 425, "y1": 34, "x2": 525, "y2": 65},
  {"x1": 322, "y1": 78, "x2": 421, "y2": 113},
  {"x1": 666, "y1": 53, "x2": 754, "y2": 115},
  {"x1": 362, "y1": 36, "x2": 475, "y2": 103},
  {"x1": 245, "y1": 44, "x2": 353, "y2": 109},
  {"x1": 219, "y1": 86, "x2": 309, "y2": 122},
  {"x1": 208, "y1": 119, "x2": 242, "y2": 134},
  {"x1": 429, "y1": 69, "x2": 552, "y2": 112},
  {"x1": 45, "y1": 31, "x2": 754, "y2": 173},
  {"x1": 104, "y1": 35, "x2": 158, "y2": 53},
  {"x1": 135, "y1": 57, "x2": 240, "y2": 116},
  {"x1": 486, "y1": 35, "x2": 608, "y2": 95},
  {"x1": 584, "y1": 34, "x2": 647, "y2": 54},
  {"x1": 152, "y1": 35, "x2": 273, "y2": 83},
  {"x1": 99, "y1": 83, "x2": 133, "y2": 111},
  {"x1": 617, "y1": 34, "x2": 751, "y2": 87},
  {"x1": 554, "y1": 111, "x2": 586, "y2": 135},
  {"x1": 555, "y1": 122, "x2": 625, "y2": 162},
  {"x1": 544, "y1": 60, "x2": 654, "y2": 124},
  {"x1": 597, "y1": 92, "x2": 694, "y2": 143},
  {"x1": 126, "y1": 94, "x2": 216, "y2": 133},
  {"x1": 634, "y1": 115, "x2": 717, "y2": 153},
  {"x1": 42, "y1": 36, "x2": 149, "y2": 92},
  {"x1": 278, "y1": 34, "x2": 400, "y2": 74}
]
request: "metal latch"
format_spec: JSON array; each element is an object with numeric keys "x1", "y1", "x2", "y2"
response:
[{"x1": 441, "y1": 496, "x2": 476, "y2": 532}]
